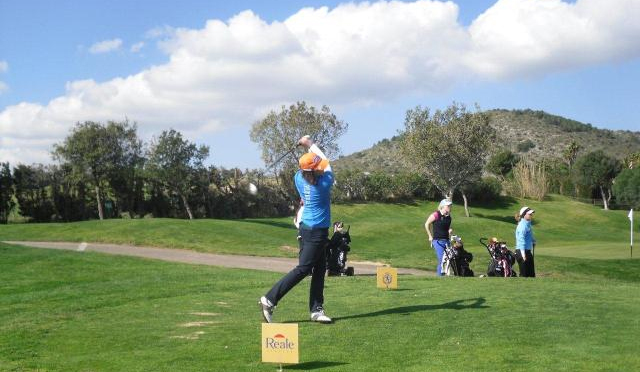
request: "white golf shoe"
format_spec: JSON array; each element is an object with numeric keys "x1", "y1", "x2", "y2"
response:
[
  {"x1": 310, "y1": 308, "x2": 332, "y2": 323},
  {"x1": 258, "y1": 296, "x2": 275, "y2": 323}
]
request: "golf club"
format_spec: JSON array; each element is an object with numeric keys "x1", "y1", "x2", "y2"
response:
[
  {"x1": 266, "y1": 146, "x2": 298, "y2": 169},
  {"x1": 266, "y1": 135, "x2": 312, "y2": 169},
  {"x1": 255, "y1": 136, "x2": 312, "y2": 195}
]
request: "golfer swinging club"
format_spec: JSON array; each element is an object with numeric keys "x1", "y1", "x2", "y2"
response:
[{"x1": 259, "y1": 135, "x2": 334, "y2": 324}]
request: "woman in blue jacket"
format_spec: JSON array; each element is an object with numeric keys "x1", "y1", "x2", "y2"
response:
[{"x1": 515, "y1": 206, "x2": 536, "y2": 277}]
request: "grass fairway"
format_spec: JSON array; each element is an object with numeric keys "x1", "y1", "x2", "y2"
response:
[
  {"x1": 2, "y1": 243, "x2": 639, "y2": 371},
  {"x1": 0, "y1": 195, "x2": 635, "y2": 273}
]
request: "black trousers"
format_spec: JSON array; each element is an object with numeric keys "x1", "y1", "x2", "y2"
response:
[
  {"x1": 516, "y1": 250, "x2": 536, "y2": 277},
  {"x1": 266, "y1": 227, "x2": 328, "y2": 312}
]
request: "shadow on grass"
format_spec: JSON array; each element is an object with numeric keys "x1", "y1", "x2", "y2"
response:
[
  {"x1": 237, "y1": 219, "x2": 296, "y2": 230},
  {"x1": 333, "y1": 200, "x2": 420, "y2": 207},
  {"x1": 285, "y1": 361, "x2": 349, "y2": 370},
  {"x1": 474, "y1": 213, "x2": 517, "y2": 225},
  {"x1": 334, "y1": 297, "x2": 488, "y2": 321},
  {"x1": 475, "y1": 212, "x2": 542, "y2": 226},
  {"x1": 469, "y1": 196, "x2": 519, "y2": 211},
  {"x1": 388, "y1": 200, "x2": 420, "y2": 207}
]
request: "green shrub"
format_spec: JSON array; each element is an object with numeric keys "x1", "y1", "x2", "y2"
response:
[
  {"x1": 462, "y1": 177, "x2": 502, "y2": 202},
  {"x1": 517, "y1": 139, "x2": 536, "y2": 153},
  {"x1": 613, "y1": 168, "x2": 640, "y2": 208}
]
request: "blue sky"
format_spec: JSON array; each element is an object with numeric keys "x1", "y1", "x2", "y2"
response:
[{"x1": 1, "y1": 0, "x2": 639, "y2": 169}]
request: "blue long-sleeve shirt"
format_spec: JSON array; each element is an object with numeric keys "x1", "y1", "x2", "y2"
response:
[
  {"x1": 295, "y1": 144, "x2": 334, "y2": 229},
  {"x1": 515, "y1": 219, "x2": 536, "y2": 251},
  {"x1": 295, "y1": 170, "x2": 333, "y2": 228}
]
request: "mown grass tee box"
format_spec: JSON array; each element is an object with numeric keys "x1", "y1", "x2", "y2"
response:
[{"x1": 1, "y1": 243, "x2": 639, "y2": 371}]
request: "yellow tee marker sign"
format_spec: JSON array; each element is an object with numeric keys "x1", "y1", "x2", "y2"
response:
[
  {"x1": 261, "y1": 323, "x2": 299, "y2": 365},
  {"x1": 377, "y1": 267, "x2": 398, "y2": 289}
]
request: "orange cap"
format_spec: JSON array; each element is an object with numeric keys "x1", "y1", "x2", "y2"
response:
[{"x1": 299, "y1": 153, "x2": 329, "y2": 171}]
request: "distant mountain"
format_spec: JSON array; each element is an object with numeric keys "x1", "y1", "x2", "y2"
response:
[{"x1": 334, "y1": 109, "x2": 640, "y2": 173}]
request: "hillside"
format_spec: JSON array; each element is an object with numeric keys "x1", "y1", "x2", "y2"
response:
[{"x1": 334, "y1": 109, "x2": 640, "y2": 173}]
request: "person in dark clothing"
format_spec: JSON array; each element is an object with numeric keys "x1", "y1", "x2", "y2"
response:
[{"x1": 425, "y1": 199, "x2": 454, "y2": 276}]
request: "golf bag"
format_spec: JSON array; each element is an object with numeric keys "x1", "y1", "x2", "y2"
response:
[
  {"x1": 441, "y1": 235, "x2": 474, "y2": 277},
  {"x1": 480, "y1": 238, "x2": 517, "y2": 277},
  {"x1": 326, "y1": 221, "x2": 354, "y2": 276}
]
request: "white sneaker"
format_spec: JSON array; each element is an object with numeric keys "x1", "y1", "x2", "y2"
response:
[
  {"x1": 258, "y1": 296, "x2": 275, "y2": 323},
  {"x1": 310, "y1": 309, "x2": 332, "y2": 323}
]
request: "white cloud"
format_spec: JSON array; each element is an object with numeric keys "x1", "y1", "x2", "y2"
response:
[
  {"x1": 0, "y1": 81, "x2": 8, "y2": 94},
  {"x1": 145, "y1": 25, "x2": 175, "y2": 39},
  {"x1": 130, "y1": 42, "x2": 145, "y2": 53},
  {"x1": 89, "y1": 38, "x2": 123, "y2": 54},
  {"x1": 0, "y1": 136, "x2": 54, "y2": 165},
  {"x1": 1, "y1": 0, "x2": 639, "y2": 165},
  {"x1": 466, "y1": 0, "x2": 640, "y2": 78}
]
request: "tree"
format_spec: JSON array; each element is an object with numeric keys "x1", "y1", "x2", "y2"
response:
[
  {"x1": 624, "y1": 152, "x2": 640, "y2": 169},
  {"x1": 104, "y1": 123, "x2": 145, "y2": 217},
  {"x1": 545, "y1": 159, "x2": 571, "y2": 196},
  {"x1": 461, "y1": 177, "x2": 502, "y2": 203},
  {"x1": 49, "y1": 163, "x2": 90, "y2": 222},
  {"x1": 53, "y1": 120, "x2": 141, "y2": 220},
  {"x1": 563, "y1": 140, "x2": 582, "y2": 196},
  {"x1": 13, "y1": 164, "x2": 56, "y2": 222},
  {"x1": 332, "y1": 170, "x2": 367, "y2": 201},
  {"x1": 146, "y1": 129, "x2": 209, "y2": 220},
  {"x1": 486, "y1": 150, "x2": 519, "y2": 179},
  {"x1": 562, "y1": 141, "x2": 582, "y2": 169},
  {"x1": 0, "y1": 162, "x2": 14, "y2": 223},
  {"x1": 613, "y1": 168, "x2": 640, "y2": 209},
  {"x1": 399, "y1": 103, "x2": 496, "y2": 217},
  {"x1": 574, "y1": 151, "x2": 622, "y2": 210},
  {"x1": 250, "y1": 101, "x2": 348, "y2": 199}
]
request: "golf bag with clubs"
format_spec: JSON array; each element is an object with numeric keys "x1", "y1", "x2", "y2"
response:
[
  {"x1": 441, "y1": 235, "x2": 474, "y2": 277},
  {"x1": 326, "y1": 221, "x2": 354, "y2": 276},
  {"x1": 480, "y1": 237, "x2": 517, "y2": 277}
]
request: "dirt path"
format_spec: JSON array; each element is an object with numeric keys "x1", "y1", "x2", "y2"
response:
[{"x1": 3, "y1": 241, "x2": 432, "y2": 276}]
